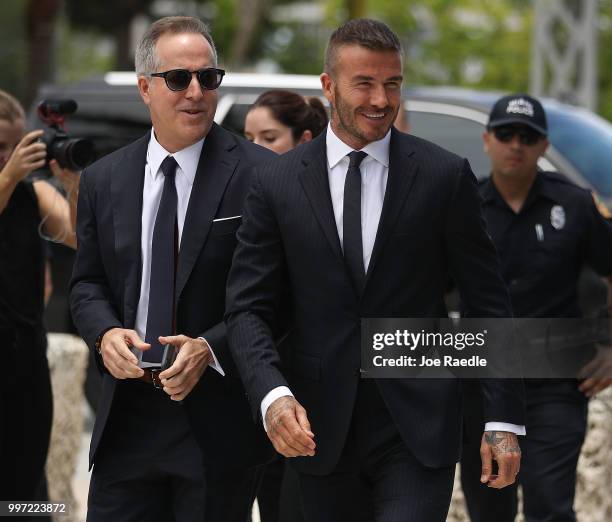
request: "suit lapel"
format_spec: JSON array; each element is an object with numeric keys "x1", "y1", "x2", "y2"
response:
[
  {"x1": 364, "y1": 129, "x2": 419, "y2": 288},
  {"x1": 110, "y1": 135, "x2": 148, "y2": 327},
  {"x1": 175, "y1": 124, "x2": 238, "y2": 300},
  {"x1": 298, "y1": 133, "x2": 344, "y2": 261}
]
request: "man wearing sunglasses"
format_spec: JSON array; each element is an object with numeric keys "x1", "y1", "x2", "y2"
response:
[
  {"x1": 70, "y1": 16, "x2": 274, "y2": 522},
  {"x1": 460, "y1": 94, "x2": 612, "y2": 522}
]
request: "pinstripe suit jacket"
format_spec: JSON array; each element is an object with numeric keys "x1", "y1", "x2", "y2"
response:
[{"x1": 226, "y1": 128, "x2": 525, "y2": 474}]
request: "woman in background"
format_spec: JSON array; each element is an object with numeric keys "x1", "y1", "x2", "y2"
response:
[
  {"x1": 244, "y1": 89, "x2": 327, "y2": 522},
  {"x1": 0, "y1": 89, "x2": 79, "y2": 518},
  {"x1": 245, "y1": 89, "x2": 327, "y2": 155}
]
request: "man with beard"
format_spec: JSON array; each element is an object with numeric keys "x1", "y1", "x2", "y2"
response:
[{"x1": 226, "y1": 19, "x2": 525, "y2": 521}]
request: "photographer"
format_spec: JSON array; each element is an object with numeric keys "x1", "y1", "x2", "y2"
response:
[{"x1": 0, "y1": 88, "x2": 79, "y2": 507}]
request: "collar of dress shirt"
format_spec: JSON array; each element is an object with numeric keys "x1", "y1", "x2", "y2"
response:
[
  {"x1": 147, "y1": 128, "x2": 205, "y2": 185},
  {"x1": 326, "y1": 123, "x2": 391, "y2": 170}
]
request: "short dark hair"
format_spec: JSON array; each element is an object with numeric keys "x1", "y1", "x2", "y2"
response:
[
  {"x1": 324, "y1": 18, "x2": 401, "y2": 75},
  {"x1": 249, "y1": 90, "x2": 328, "y2": 141}
]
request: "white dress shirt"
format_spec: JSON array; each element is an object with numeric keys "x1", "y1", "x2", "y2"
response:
[
  {"x1": 261, "y1": 125, "x2": 525, "y2": 436},
  {"x1": 134, "y1": 129, "x2": 223, "y2": 374}
]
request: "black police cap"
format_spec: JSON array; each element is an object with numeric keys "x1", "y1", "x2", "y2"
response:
[{"x1": 487, "y1": 94, "x2": 547, "y2": 136}]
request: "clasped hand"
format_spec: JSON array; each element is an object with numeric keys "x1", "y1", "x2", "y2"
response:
[{"x1": 99, "y1": 328, "x2": 212, "y2": 400}]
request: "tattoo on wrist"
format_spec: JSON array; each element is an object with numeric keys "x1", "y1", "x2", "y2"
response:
[{"x1": 484, "y1": 431, "x2": 521, "y2": 454}]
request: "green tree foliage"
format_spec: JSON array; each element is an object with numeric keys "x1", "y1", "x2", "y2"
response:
[
  {"x1": 65, "y1": 0, "x2": 156, "y2": 69},
  {"x1": 598, "y1": 0, "x2": 612, "y2": 120},
  {"x1": 3, "y1": 0, "x2": 610, "y2": 121},
  {"x1": 207, "y1": 0, "x2": 239, "y2": 65},
  {"x1": 368, "y1": 0, "x2": 533, "y2": 91},
  {"x1": 0, "y1": 0, "x2": 26, "y2": 102}
]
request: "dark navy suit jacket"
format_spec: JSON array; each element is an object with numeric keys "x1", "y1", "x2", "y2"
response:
[{"x1": 70, "y1": 123, "x2": 274, "y2": 470}]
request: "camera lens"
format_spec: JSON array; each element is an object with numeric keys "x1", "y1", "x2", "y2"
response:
[
  {"x1": 42, "y1": 129, "x2": 95, "y2": 170},
  {"x1": 56, "y1": 138, "x2": 95, "y2": 170}
]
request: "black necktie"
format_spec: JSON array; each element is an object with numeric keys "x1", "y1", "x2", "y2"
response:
[
  {"x1": 343, "y1": 151, "x2": 368, "y2": 295},
  {"x1": 143, "y1": 155, "x2": 178, "y2": 363}
]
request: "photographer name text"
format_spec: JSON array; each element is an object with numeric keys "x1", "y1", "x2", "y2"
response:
[{"x1": 372, "y1": 354, "x2": 487, "y2": 367}]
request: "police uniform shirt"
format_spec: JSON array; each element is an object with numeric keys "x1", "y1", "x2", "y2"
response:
[{"x1": 479, "y1": 171, "x2": 612, "y2": 317}]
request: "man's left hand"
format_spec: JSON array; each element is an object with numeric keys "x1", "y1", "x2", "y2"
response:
[
  {"x1": 158, "y1": 335, "x2": 213, "y2": 401},
  {"x1": 480, "y1": 430, "x2": 521, "y2": 489}
]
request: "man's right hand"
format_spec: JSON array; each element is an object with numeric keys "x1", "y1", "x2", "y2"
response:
[
  {"x1": 1, "y1": 130, "x2": 46, "y2": 183},
  {"x1": 265, "y1": 396, "x2": 316, "y2": 458},
  {"x1": 99, "y1": 328, "x2": 150, "y2": 379}
]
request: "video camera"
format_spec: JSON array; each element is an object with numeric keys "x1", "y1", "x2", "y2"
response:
[{"x1": 37, "y1": 99, "x2": 95, "y2": 171}]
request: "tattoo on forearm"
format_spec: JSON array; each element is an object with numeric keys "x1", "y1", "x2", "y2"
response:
[{"x1": 484, "y1": 431, "x2": 521, "y2": 454}]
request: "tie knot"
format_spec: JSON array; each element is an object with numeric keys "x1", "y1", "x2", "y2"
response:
[
  {"x1": 160, "y1": 155, "x2": 178, "y2": 178},
  {"x1": 348, "y1": 151, "x2": 367, "y2": 170}
]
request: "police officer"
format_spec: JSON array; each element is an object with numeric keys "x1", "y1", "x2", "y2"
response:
[{"x1": 460, "y1": 93, "x2": 612, "y2": 522}]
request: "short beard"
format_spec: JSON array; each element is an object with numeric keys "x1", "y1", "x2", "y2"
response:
[{"x1": 332, "y1": 86, "x2": 370, "y2": 145}]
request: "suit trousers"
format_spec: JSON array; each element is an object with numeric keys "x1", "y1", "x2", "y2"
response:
[
  {"x1": 87, "y1": 380, "x2": 263, "y2": 522},
  {"x1": 461, "y1": 380, "x2": 587, "y2": 522},
  {"x1": 257, "y1": 456, "x2": 305, "y2": 522},
  {"x1": 298, "y1": 380, "x2": 455, "y2": 522}
]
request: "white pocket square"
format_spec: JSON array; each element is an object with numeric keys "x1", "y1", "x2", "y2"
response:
[{"x1": 212, "y1": 215, "x2": 242, "y2": 223}]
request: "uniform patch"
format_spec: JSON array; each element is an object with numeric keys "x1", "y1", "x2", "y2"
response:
[{"x1": 550, "y1": 205, "x2": 565, "y2": 230}]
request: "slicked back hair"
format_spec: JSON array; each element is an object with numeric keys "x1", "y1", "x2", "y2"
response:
[
  {"x1": 324, "y1": 18, "x2": 401, "y2": 76},
  {"x1": 0, "y1": 89, "x2": 25, "y2": 123},
  {"x1": 135, "y1": 16, "x2": 217, "y2": 76},
  {"x1": 249, "y1": 90, "x2": 328, "y2": 142}
]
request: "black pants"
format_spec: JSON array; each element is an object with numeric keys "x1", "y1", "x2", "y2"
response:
[
  {"x1": 257, "y1": 456, "x2": 305, "y2": 522},
  {"x1": 87, "y1": 380, "x2": 263, "y2": 522},
  {"x1": 461, "y1": 380, "x2": 588, "y2": 522},
  {"x1": 298, "y1": 380, "x2": 455, "y2": 522},
  {"x1": 1, "y1": 325, "x2": 53, "y2": 522}
]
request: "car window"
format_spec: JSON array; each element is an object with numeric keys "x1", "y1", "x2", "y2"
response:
[
  {"x1": 407, "y1": 112, "x2": 491, "y2": 179},
  {"x1": 546, "y1": 106, "x2": 612, "y2": 198}
]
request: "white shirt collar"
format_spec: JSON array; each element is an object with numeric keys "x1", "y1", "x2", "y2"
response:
[
  {"x1": 326, "y1": 123, "x2": 391, "y2": 170},
  {"x1": 147, "y1": 128, "x2": 205, "y2": 185}
]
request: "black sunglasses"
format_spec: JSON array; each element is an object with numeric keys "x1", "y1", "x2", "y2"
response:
[
  {"x1": 148, "y1": 68, "x2": 225, "y2": 91},
  {"x1": 492, "y1": 126, "x2": 544, "y2": 146}
]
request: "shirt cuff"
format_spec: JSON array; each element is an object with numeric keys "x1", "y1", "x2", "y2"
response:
[
  {"x1": 484, "y1": 422, "x2": 526, "y2": 436},
  {"x1": 261, "y1": 386, "x2": 294, "y2": 432},
  {"x1": 198, "y1": 337, "x2": 225, "y2": 377}
]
